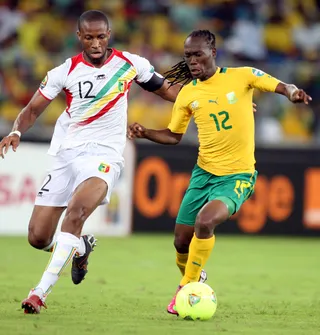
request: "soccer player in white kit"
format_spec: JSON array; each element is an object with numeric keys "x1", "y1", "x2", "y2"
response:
[{"x1": 0, "y1": 10, "x2": 181, "y2": 314}]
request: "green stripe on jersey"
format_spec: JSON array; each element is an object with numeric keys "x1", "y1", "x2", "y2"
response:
[
  {"x1": 92, "y1": 62, "x2": 131, "y2": 102},
  {"x1": 82, "y1": 62, "x2": 132, "y2": 109},
  {"x1": 220, "y1": 67, "x2": 227, "y2": 73}
]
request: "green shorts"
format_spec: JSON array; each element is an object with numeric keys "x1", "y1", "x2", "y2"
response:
[{"x1": 176, "y1": 164, "x2": 257, "y2": 226}]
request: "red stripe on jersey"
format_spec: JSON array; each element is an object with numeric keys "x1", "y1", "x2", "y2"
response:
[
  {"x1": 76, "y1": 81, "x2": 132, "y2": 126},
  {"x1": 68, "y1": 53, "x2": 95, "y2": 75},
  {"x1": 38, "y1": 89, "x2": 52, "y2": 101},
  {"x1": 113, "y1": 49, "x2": 134, "y2": 66},
  {"x1": 63, "y1": 88, "x2": 73, "y2": 116},
  {"x1": 77, "y1": 93, "x2": 124, "y2": 126},
  {"x1": 103, "y1": 48, "x2": 115, "y2": 65},
  {"x1": 68, "y1": 54, "x2": 82, "y2": 75},
  {"x1": 125, "y1": 80, "x2": 133, "y2": 100}
]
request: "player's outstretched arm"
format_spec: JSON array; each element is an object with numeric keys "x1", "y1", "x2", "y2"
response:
[
  {"x1": 275, "y1": 83, "x2": 312, "y2": 104},
  {"x1": 0, "y1": 91, "x2": 51, "y2": 158},
  {"x1": 152, "y1": 80, "x2": 183, "y2": 102},
  {"x1": 127, "y1": 123, "x2": 183, "y2": 145}
]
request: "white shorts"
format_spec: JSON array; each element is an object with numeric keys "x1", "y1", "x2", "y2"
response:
[{"x1": 35, "y1": 144, "x2": 123, "y2": 207}]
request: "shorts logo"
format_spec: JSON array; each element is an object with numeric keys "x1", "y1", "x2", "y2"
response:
[
  {"x1": 40, "y1": 75, "x2": 48, "y2": 89},
  {"x1": 234, "y1": 180, "x2": 252, "y2": 198},
  {"x1": 98, "y1": 163, "x2": 110, "y2": 173}
]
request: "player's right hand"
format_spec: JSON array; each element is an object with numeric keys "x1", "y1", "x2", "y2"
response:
[
  {"x1": 127, "y1": 123, "x2": 147, "y2": 139},
  {"x1": 0, "y1": 133, "x2": 21, "y2": 159}
]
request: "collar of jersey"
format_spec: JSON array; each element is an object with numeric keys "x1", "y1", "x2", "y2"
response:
[{"x1": 194, "y1": 66, "x2": 221, "y2": 84}]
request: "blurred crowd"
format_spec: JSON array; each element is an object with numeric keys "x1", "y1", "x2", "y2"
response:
[{"x1": 0, "y1": 0, "x2": 320, "y2": 144}]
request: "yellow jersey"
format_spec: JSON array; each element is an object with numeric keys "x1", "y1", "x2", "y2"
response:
[{"x1": 168, "y1": 67, "x2": 280, "y2": 176}]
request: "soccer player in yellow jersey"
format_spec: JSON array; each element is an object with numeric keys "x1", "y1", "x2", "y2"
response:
[{"x1": 128, "y1": 30, "x2": 312, "y2": 315}]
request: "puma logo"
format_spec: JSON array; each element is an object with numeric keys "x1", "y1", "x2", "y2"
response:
[{"x1": 209, "y1": 98, "x2": 218, "y2": 105}]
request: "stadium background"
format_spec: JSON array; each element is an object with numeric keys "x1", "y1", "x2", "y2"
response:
[
  {"x1": 1, "y1": 0, "x2": 320, "y2": 236},
  {"x1": 1, "y1": 1, "x2": 320, "y2": 334}
]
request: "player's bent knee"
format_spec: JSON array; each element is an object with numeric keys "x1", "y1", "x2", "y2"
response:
[
  {"x1": 195, "y1": 211, "x2": 222, "y2": 236},
  {"x1": 28, "y1": 229, "x2": 52, "y2": 250},
  {"x1": 174, "y1": 235, "x2": 191, "y2": 253}
]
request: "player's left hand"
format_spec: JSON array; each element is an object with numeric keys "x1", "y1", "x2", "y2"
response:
[{"x1": 290, "y1": 89, "x2": 312, "y2": 105}]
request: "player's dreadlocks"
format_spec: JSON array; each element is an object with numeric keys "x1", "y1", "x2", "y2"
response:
[{"x1": 164, "y1": 30, "x2": 216, "y2": 86}]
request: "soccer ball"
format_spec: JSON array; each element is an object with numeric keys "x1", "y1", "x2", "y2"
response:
[{"x1": 175, "y1": 282, "x2": 217, "y2": 321}]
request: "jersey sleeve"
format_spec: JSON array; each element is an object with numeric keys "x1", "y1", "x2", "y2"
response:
[
  {"x1": 244, "y1": 67, "x2": 280, "y2": 92},
  {"x1": 167, "y1": 89, "x2": 192, "y2": 134},
  {"x1": 38, "y1": 60, "x2": 70, "y2": 100},
  {"x1": 122, "y1": 52, "x2": 156, "y2": 83}
]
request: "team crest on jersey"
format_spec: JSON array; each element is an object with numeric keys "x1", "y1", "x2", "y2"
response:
[
  {"x1": 226, "y1": 92, "x2": 238, "y2": 104},
  {"x1": 40, "y1": 75, "x2": 48, "y2": 89},
  {"x1": 98, "y1": 163, "x2": 110, "y2": 173},
  {"x1": 118, "y1": 80, "x2": 129, "y2": 92},
  {"x1": 190, "y1": 100, "x2": 200, "y2": 110},
  {"x1": 252, "y1": 68, "x2": 265, "y2": 77}
]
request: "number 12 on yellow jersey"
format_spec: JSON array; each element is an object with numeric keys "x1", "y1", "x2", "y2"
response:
[{"x1": 209, "y1": 111, "x2": 232, "y2": 131}]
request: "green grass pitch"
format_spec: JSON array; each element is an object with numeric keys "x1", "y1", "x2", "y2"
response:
[{"x1": 1, "y1": 234, "x2": 320, "y2": 335}]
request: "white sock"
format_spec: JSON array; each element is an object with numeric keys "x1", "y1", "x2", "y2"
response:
[
  {"x1": 42, "y1": 235, "x2": 57, "y2": 252},
  {"x1": 28, "y1": 287, "x2": 45, "y2": 300},
  {"x1": 75, "y1": 236, "x2": 87, "y2": 257},
  {"x1": 34, "y1": 232, "x2": 80, "y2": 296}
]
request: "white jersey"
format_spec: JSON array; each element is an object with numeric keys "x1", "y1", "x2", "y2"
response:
[{"x1": 39, "y1": 49, "x2": 155, "y2": 157}]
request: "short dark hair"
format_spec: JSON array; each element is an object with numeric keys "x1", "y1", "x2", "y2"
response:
[
  {"x1": 164, "y1": 30, "x2": 216, "y2": 86},
  {"x1": 78, "y1": 10, "x2": 109, "y2": 30}
]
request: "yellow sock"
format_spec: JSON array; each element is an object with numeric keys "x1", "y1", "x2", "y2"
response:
[
  {"x1": 176, "y1": 252, "x2": 189, "y2": 276},
  {"x1": 180, "y1": 234, "x2": 215, "y2": 286}
]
